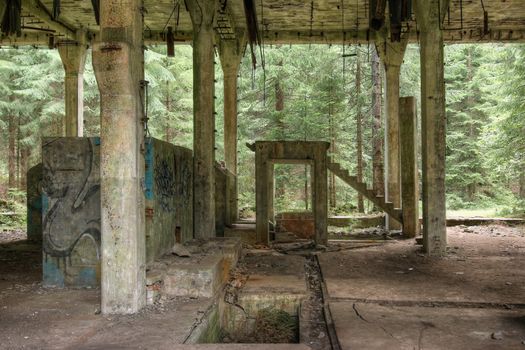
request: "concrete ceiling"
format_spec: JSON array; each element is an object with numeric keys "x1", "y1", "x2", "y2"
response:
[{"x1": 2, "y1": 0, "x2": 525, "y2": 46}]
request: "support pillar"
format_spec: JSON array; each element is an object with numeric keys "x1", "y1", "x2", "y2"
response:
[
  {"x1": 92, "y1": 0, "x2": 146, "y2": 313},
  {"x1": 400, "y1": 97, "x2": 420, "y2": 238},
  {"x1": 416, "y1": 0, "x2": 448, "y2": 255},
  {"x1": 58, "y1": 30, "x2": 87, "y2": 137},
  {"x1": 313, "y1": 150, "x2": 328, "y2": 246},
  {"x1": 218, "y1": 34, "x2": 245, "y2": 225},
  {"x1": 375, "y1": 33, "x2": 408, "y2": 230},
  {"x1": 255, "y1": 145, "x2": 270, "y2": 245},
  {"x1": 188, "y1": 0, "x2": 217, "y2": 239}
]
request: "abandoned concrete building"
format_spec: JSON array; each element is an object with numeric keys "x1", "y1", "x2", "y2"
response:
[{"x1": 1, "y1": 0, "x2": 525, "y2": 349}]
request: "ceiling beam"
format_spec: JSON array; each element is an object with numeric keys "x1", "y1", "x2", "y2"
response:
[{"x1": 20, "y1": 0, "x2": 75, "y2": 38}]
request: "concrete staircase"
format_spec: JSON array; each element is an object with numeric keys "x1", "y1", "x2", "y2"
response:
[{"x1": 327, "y1": 159, "x2": 403, "y2": 224}]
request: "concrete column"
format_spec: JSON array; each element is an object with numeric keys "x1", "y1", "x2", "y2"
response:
[
  {"x1": 375, "y1": 34, "x2": 407, "y2": 230},
  {"x1": 313, "y1": 151, "x2": 328, "y2": 245},
  {"x1": 400, "y1": 97, "x2": 420, "y2": 238},
  {"x1": 218, "y1": 34, "x2": 245, "y2": 225},
  {"x1": 188, "y1": 0, "x2": 216, "y2": 239},
  {"x1": 92, "y1": 0, "x2": 146, "y2": 313},
  {"x1": 58, "y1": 31, "x2": 87, "y2": 137},
  {"x1": 416, "y1": 0, "x2": 448, "y2": 256},
  {"x1": 255, "y1": 144, "x2": 270, "y2": 244}
]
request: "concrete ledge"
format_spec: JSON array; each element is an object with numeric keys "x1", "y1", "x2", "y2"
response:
[{"x1": 160, "y1": 237, "x2": 242, "y2": 299}]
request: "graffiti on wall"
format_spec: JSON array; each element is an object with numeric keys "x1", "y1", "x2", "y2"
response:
[
  {"x1": 41, "y1": 138, "x2": 101, "y2": 287},
  {"x1": 154, "y1": 154, "x2": 176, "y2": 212}
]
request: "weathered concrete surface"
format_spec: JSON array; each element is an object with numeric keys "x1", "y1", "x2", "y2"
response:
[
  {"x1": 58, "y1": 31, "x2": 87, "y2": 137},
  {"x1": 161, "y1": 237, "x2": 242, "y2": 298},
  {"x1": 218, "y1": 34, "x2": 246, "y2": 225},
  {"x1": 331, "y1": 301, "x2": 525, "y2": 350},
  {"x1": 318, "y1": 226, "x2": 525, "y2": 304},
  {"x1": 145, "y1": 138, "x2": 194, "y2": 262},
  {"x1": 417, "y1": 0, "x2": 448, "y2": 256},
  {"x1": 328, "y1": 214, "x2": 385, "y2": 229},
  {"x1": 224, "y1": 222, "x2": 257, "y2": 245},
  {"x1": 276, "y1": 211, "x2": 315, "y2": 239},
  {"x1": 92, "y1": 0, "x2": 146, "y2": 314},
  {"x1": 26, "y1": 163, "x2": 43, "y2": 242},
  {"x1": 188, "y1": 0, "x2": 216, "y2": 239},
  {"x1": 252, "y1": 141, "x2": 329, "y2": 245},
  {"x1": 39, "y1": 137, "x2": 194, "y2": 285},
  {"x1": 41, "y1": 137, "x2": 101, "y2": 288},
  {"x1": 242, "y1": 254, "x2": 307, "y2": 295},
  {"x1": 214, "y1": 164, "x2": 229, "y2": 236},
  {"x1": 400, "y1": 97, "x2": 420, "y2": 238},
  {"x1": 375, "y1": 33, "x2": 408, "y2": 230}
]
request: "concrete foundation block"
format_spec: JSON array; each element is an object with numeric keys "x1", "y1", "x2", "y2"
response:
[{"x1": 163, "y1": 254, "x2": 225, "y2": 298}]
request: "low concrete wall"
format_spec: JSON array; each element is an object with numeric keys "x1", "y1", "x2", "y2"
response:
[
  {"x1": 38, "y1": 137, "x2": 194, "y2": 287},
  {"x1": 276, "y1": 211, "x2": 315, "y2": 239}
]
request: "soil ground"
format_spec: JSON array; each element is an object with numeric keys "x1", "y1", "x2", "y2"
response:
[{"x1": 1, "y1": 224, "x2": 524, "y2": 349}]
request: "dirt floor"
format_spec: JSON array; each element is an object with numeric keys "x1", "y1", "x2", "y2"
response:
[{"x1": 1, "y1": 224, "x2": 524, "y2": 349}]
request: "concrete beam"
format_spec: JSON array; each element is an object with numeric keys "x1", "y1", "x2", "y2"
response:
[
  {"x1": 20, "y1": 0, "x2": 75, "y2": 38},
  {"x1": 188, "y1": 0, "x2": 217, "y2": 239},
  {"x1": 416, "y1": 0, "x2": 448, "y2": 256},
  {"x1": 92, "y1": 0, "x2": 146, "y2": 313},
  {"x1": 375, "y1": 31, "x2": 408, "y2": 230},
  {"x1": 400, "y1": 96, "x2": 420, "y2": 238},
  {"x1": 58, "y1": 30, "x2": 87, "y2": 137}
]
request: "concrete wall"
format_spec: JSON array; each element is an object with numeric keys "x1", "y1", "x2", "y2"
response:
[
  {"x1": 215, "y1": 164, "x2": 236, "y2": 236},
  {"x1": 40, "y1": 137, "x2": 194, "y2": 287},
  {"x1": 145, "y1": 138, "x2": 193, "y2": 263},
  {"x1": 41, "y1": 138, "x2": 101, "y2": 288}
]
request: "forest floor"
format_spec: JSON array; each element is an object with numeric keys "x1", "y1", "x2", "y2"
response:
[{"x1": 1, "y1": 224, "x2": 524, "y2": 349}]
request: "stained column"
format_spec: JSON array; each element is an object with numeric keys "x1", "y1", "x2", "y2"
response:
[
  {"x1": 416, "y1": 0, "x2": 448, "y2": 255},
  {"x1": 58, "y1": 30, "x2": 87, "y2": 137},
  {"x1": 400, "y1": 97, "x2": 420, "y2": 238},
  {"x1": 375, "y1": 34, "x2": 407, "y2": 230},
  {"x1": 218, "y1": 34, "x2": 245, "y2": 225},
  {"x1": 187, "y1": 0, "x2": 217, "y2": 239},
  {"x1": 92, "y1": 0, "x2": 146, "y2": 313}
]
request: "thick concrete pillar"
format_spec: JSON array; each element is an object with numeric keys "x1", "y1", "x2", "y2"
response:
[
  {"x1": 218, "y1": 34, "x2": 245, "y2": 225},
  {"x1": 58, "y1": 30, "x2": 87, "y2": 137},
  {"x1": 188, "y1": 0, "x2": 216, "y2": 239},
  {"x1": 416, "y1": 0, "x2": 448, "y2": 256},
  {"x1": 400, "y1": 97, "x2": 420, "y2": 238},
  {"x1": 375, "y1": 34, "x2": 408, "y2": 230},
  {"x1": 313, "y1": 151, "x2": 328, "y2": 246},
  {"x1": 255, "y1": 144, "x2": 270, "y2": 245},
  {"x1": 92, "y1": 0, "x2": 146, "y2": 313}
]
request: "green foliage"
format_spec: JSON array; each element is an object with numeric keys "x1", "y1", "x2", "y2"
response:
[
  {"x1": 0, "y1": 189, "x2": 26, "y2": 229},
  {"x1": 0, "y1": 42, "x2": 524, "y2": 221}
]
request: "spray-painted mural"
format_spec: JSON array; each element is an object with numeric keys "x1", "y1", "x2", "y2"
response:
[{"x1": 41, "y1": 137, "x2": 101, "y2": 287}]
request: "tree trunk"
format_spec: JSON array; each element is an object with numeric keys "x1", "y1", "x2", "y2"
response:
[
  {"x1": 16, "y1": 119, "x2": 21, "y2": 189},
  {"x1": 8, "y1": 115, "x2": 16, "y2": 189},
  {"x1": 356, "y1": 49, "x2": 364, "y2": 212},
  {"x1": 520, "y1": 169, "x2": 525, "y2": 199},
  {"x1": 19, "y1": 147, "x2": 29, "y2": 190},
  {"x1": 371, "y1": 46, "x2": 384, "y2": 203}
]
